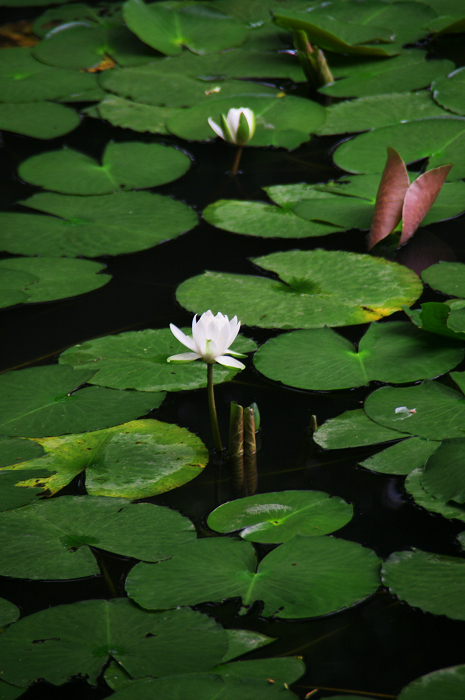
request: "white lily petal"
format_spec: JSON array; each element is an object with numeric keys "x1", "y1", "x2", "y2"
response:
[
  {"x1": 167, "y1": 352, "x2": 201, "y2": 363},
  {"x1": 226, "y1": 350, "x2": 247, "y2": 358},
  {"x1": 227, "y1": 108, "x2": 241, "y2": 134},
  {"x1": 208, "y1": 117, "x2": 225, "y2": 140},
  {"x1": 215, "y1": 355, "x2": 246, "y2": 370},
  {"x1": 227, "y1": 315, "x2": 241, "y2": 346},
  {"x1": 169, "y1": 323, "x2": 197, "y2": 352}
]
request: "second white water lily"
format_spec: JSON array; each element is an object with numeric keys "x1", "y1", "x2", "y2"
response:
[
  {"x1": 208, "y1": 107, "x2": 256, "y2": 147},
  {"x1": 168, "y1": 310, "x2": 246, "y2": 369}
]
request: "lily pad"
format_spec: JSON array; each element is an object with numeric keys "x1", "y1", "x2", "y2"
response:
[
  {"x1": 18, "y1": 142, "x2": 191, "y2": 195},
  {"x1": 422, "y1": 261, "x2": 465, "y2": 297},
  {"x1": 0, "y1": 269, "x2": 36, "y2": 308},
  {"x1": 0, "y1": 102, "x2": 80, "y2": 139},
  {"x1": 0, "y1": 600, "x2": 227, "y2": 686},
  {"x1": 176, "y1": 250, "x2": 422, "y2": 329},
  {"x1": 126, "y1": 535, "x2": 381, "y2": 619},
  {"x1": 360, "y1": 437, "x2": 440, "y2": 475},
  {"x1": 405, "y1": 301, "x2": 465, "y2": 342},
  {"x1": 0, "y1": 364, "x2": 164, "y2": 438},
  {"x1": 382, "y1": 548, "x2": 465, "y2": 621},
  {"x1": 421, "y1": 439, "x2": 465, "y2": 504},
  {"x1": 96, "y1": 95, "x2": 181, "y2": 135},
  {"x1": 59, "y1": 328, "x2": 256, "y2": 392},
  {"x1": 123, "y1": 0, "x2": 248, "y2": 56},
  {"x1": 333, "y1": 118, "x2": 465, "y2": 182},
  {"x1": 0, "y1": 599, "x2": 19, "y2": 629},
  {"x1": 0, "y1": 419, "x2": 208, "y2": 499},
  {"x1": 0, "y1": 258, "x2": 110, "y2": 305},
  {"x1": 213, "y1": 657, "x2": 304, "y2": 684},
  {"x1": 398, "y1": 665, "x2": 465, "y2": 700},
  {"x1": 0, "y1": 496, "x2": 196, "y2": 579},
  {"x1": 221, "y1": 629, "x2": 275, "y2": 663},
  {"x1": 167, "y1": 95, "x2": 326, "y2": 149},
  {"x1": 0, "y1": 191, "x2": 197, "y2": 258},
  {"x1": 404, "y1": 468, "x2": 465, "y2": 522},
  {"x1": 253, "y1": 323, "x2": 463, "y2": 390},
  {"x1": 207, "y1": 490, "x2": 353, "y2": 543},
  {"x1": 364, "y1": 381, "x2": 465, "y2": 441},
  {"x1": 0, "y1": 437, "x2": 44, "y2": 467},
  {"x1": 313, "y1": 409, "x2": 404, "y2": 450},
  {"x1": 433, "y1": 66, "x2": 465, "y2": 116}
]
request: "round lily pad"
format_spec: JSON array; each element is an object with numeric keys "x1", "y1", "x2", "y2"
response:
[
  {"x1": 404, "y1": 468, "x2": 465, "y2": 522},
  {"x1": 18, "y1": 142, "x2": 192, "y2": 195},
  {"x1": 176, "y1": 250, "x2": 422, "y2": 329},
  {"x1": 382, "y1": 548, "x2": 465, "y2": 621},
  {"x1": 0, "y1": 191, "x2": 197, "y2": 258},
  {"x1": 0, "y1": 600, "x2": 227, "y2": 687},
  {"x1": 421, "y1": 439, "x2": 465, "y2": 504},
  {"x1": 59, "y1": 328, "x2": 256, "y2": 392},
  {"x1": 0, "y1": 364, "x2": 164, "y2": 437},
  {"x1": 126, "y1": 534, "x2": 381, "y2": 619},
  {"x1": 360, "y1": 437, "x2": 440, "y2": 476},
  {"x1": 0, "y1": 495, "x2": 196, "y2": 579},
  {"x1": 168, "y1": 95, "x2": 326, "y2": 149},
  {"x1": 398, "y1": 665, "x2": 465, "y2": 700},
  {"x1": 207, "y1": 490, "x2": 353, "y2": 543},
  {"x1": 0, "y1": 258, "x2": 110, "y2": 305},
  {"x1": 422, "y1": 261, "x2": 465, "y2": 297},
  {"x1": 0, "y1": 102, "x2": 80, "y2": 139},
  {"x1": 433, "y1": 66, "x2": 465, "y2": 116},
  {"x1": 95, "y1": 95, "x2": 181, "y2": 135},
  {"x1": 253, "y1": 323, "x2": 463, "y2": 390},
  {"x1": 1, "y1": 419, "x2": 208, "y2": 499},
  {"x1": 313, "y1": 409, "x2": 404, "y2": 450}
]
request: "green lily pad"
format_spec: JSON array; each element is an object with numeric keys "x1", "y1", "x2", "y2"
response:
[
  {"x1": 398, "y1": 665, "x2": 465, "y2": 700},
  {"x1": 221, "y1": 629, "x2": 275, "y2": 663},
  {"x1": 123, "y1": 0, "x2": 248, "y2": 56},
  {"x1": 0, "y1": 47, "x2": 100, "y2": 103},
  {"x1": 0, "y1": 191, "x2": 197, "y2": 258},
  {"x1": 95, "y1": 95, "x2": 181, "y2": 134},
  {"x1": 167, "y1": 95, "x2": 326, "y2": 149},
  {"x1": 207, "y1": 490, "x2": 353, "y2": 543},
  {"x1": 0, "y1": 437, "x2": 44, "y2": 467},
  {"x1": 0, "y1": 419, "x2": 207, "y2": 499},
  {"x1": 0, "y1": 258, "x2": 110, "y2": 305},
  {"x1": 316, "y1": 91, "x2": 449, "y2": 136},
  {"x1": 320, "y1": 52, "x2": 454, "y2": 98},
  {"x1": 0, "y1": 600, "x2": 227, "y2": 686},
  {"x1": 17, "y1": 142, "x2": 191, "y2": 195},
  {"x1": 382, "y1": 548, "x2": 465, "y2": 621},
  {"x1": 421, "y1": 439, "x2": 465, "y2": 504},
  {"x1": 212, "y1": 657, "x2": 304, "y2": 684},
  {"x1": 364, "y1": 381, "x2": 465, "y2": 441},
  {"x1": 333, "y1": 118, "x2": 465, "y2": 182},
  {"x1": 0, "y1": 495, "x2": 196, "y2": 579},
  {"x1": 360, "y1": 437, "x2": 440, "y2": 475},
  {"x1": 59, "y1": 328, "x2": 256, "y2": 392},
  {"x1": 405, "y1": 302, "x2": 465, "y2": 342},
  {"x1": 0, "y1": 364, "x2": 164, "y2": 438},
  {"x1": 253, "y1": 323, "x2": 463, "y2": 390},
  {"x1": 313, "y1": 409, "x2": 404, "y2": 450},
  {"x1": 0, "y1": 468, "x2": 55, "y2": 513},
  {"x1": 433, "y1": 66, "x2": 465, "y2": 116},
  {"x1": 0, "y1": 599, "x2": 19, "y2": 628},
  {"x1": 176, "y1": 250, "x2": 422, "y2": 329},
  {"x1": 0, "y1": 102, "x2": 80, "y2": 139},
  {"x1": 32, "y1": 3, "x2": 117, "y2": 38},
  {"x1": 422, "y1": 261, "x2": 465, "y2": 297},
  {"x1": 0, "y1": 269, "x2": 35, "y2": 308},
  {"x1": 126, "y1": 535, "x2": 381, "y2": 619},
  {"x1": 404, "y1": 468, "x2": 465, "y2": 522}
]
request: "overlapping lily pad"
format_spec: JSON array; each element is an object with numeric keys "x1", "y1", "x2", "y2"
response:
[
  {"x1": 0, "y1": 191, "x2": 197, "y2": 258},
  {"x1": 382, "y1": 549, "x2": 465, "y2": 620},
  {"x1": 59, "y1": 328, "x2": 256, "y2": 392},
  {"x1": 0, "y1": 419, "x2": 207, "y2": 499},
  {"x1": 0, "y1": 598, "x2": 19, "y2": 628},
  {"x1": 18, "y1": 142, "x2": 191, "y2": 195},
  {"x1": 421, "y1": 439, "x2": 465, "y2": 504},
  {"x1": 360, "y1": 437, "x2": 440, "y2": 475},
  {"x1": 0, "y1": 258, "x2": 110, "y2": 306},
  {"x1": 422, "y1": 261, "x2": 465, "y2": 297},
  {"x1": 405, "y1": 301, "x2": 465, "y2": 341},
  {"x1": 313, "y1": 409, "x2": 406, "y2": 450},
  {"x1": 176, "y1": 250, "x2": 422, "y2": 329},
  {"x1": 433, "y1": 67, "x2": 465, "y2": 116},
  {"x1": 207, "y1": 491, "x2": 353, "y2": 543},
  {"x1": 253, "y1": 323, "x2": 463, "y2": 390},
  {"x1": 0, "y1": 102, "x2": 80, "y2": 139},
  {"x1": 0, "y1": 496, "x2": 196, "y2": 579},
  {"x1": 95, "y1": 95, "x2": 181, "y2": 134},
  {"x1": 333, "y1": 118, "x2": 465, "y2": 181},
  {"x1": 0, "y1": 600, "x2": 227, "y2": 686},
  {"x1": 398, "y1": 665, "x2": 465, "y2": 700},
  {"x1": 405, "y1": 468, "x2": 465, "y2": 522},
  {"x1": 126, "y1": 535, "x2": 381, "y2": 618}
]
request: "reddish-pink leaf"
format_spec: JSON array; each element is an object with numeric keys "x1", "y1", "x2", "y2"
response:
[
  {"x1": 368, "y1": 147, "x2": 409, "y2": 250},
  {"x1": 400, "y1": 163, "x2": 453, "y2": 246}
]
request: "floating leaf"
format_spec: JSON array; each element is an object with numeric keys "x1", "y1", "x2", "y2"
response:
[
  {"x1": 0, "y1": 191, "x2": 197, "y2": 258},
  {"x1": 0, "y1": 269, "x2": 35, "y2": 308},
  {"x1": 18, "y1": 142, "x2": 191, "y2": 195},
  {"x1": 313, "y1": 409, "x2": 404, "y2": 450},
  {"x1": 360, "y1": 437, "x2": 440, "y2": 475},
  {"x1": 398, "y1": 665, "x2": 465, "y2": 700},
  {"x1": 0, "y1": 437, "x2": 44, "y2": 467},
  {"x1": 176, "y1": 250, "x2": 422, "y2": 329},
  {"x1": 404, "y1": 468, "x2": 465, "y2": 522},
  {"x1": 405, "y1": 302, "x2": 465, "y2": 341},
  {"x1": 422, "y1": 261, "x2": 465, "y2": 297},
  {"x1": 433, "y1": 66, "x2": 465, "y2": 116},
  {"x1": 421, "y1": 439, "x2": 465, "y2": 504},
  {"x1": 59, "y1": 328, "x2": 256, "y2": 392},
  {"x1": 0, "y1": 102, "x2": 80, "y2": 139},
  {"x1": 382, "y1": 549, "x2": 465, "y2": 621},
  {"x1": 0, "y1": 599, "x2": 19, "y2": 628},
  {"x1": 207, "y1": 490, "x2": 353, "y2": 543},
  {"x1": 127, "y1": 535, "x2": 381, "y2": 619},
  {"x1": 0, "y1": 496, "x2": 196, "y2": 579},
  {"x1": 221, "y1": 629, "x2": 275, "y2": 663},
  {"x1": 0, "y1": 600, "x2": 227, "y2": 686},
  {"x1": 0, "y1": 419, "x2": 207, "y2": 499},
  {"x1": 96, "y1": 95, "x2": 181, "y2": 135}
]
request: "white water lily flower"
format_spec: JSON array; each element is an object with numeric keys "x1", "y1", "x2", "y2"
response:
[
  {"x1": 167, "y1": 310, "x2": 246, "y2": 369},
  {"x1": 208, "y1": 107, "x2": 256, "y2": 147}
]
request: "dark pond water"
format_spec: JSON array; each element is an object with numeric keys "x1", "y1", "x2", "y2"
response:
[{"x1": 1, "y1": 6, "x2": 465, "y2": 700}]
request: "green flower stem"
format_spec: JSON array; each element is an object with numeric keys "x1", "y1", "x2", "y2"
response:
[
  {"x1": 231, "y1": 147, "x2": 243, "y2": 176},
  {"x1": 207, "y1": 363, "x2": 223, "y2": 452}
]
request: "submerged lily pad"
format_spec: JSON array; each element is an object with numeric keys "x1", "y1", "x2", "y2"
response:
[
  {"x1": 0, "y1": 364, "x2": 164, "y2": 438},
  {"x1": 382, "y1": 549, "x2": 465, "y2": 621},
  {"x1": 126, "y1": 535, "x2": 381, "y2": 619},
  {"x1": 207, "y1": 491, "x2": 353, "y2": 543},
  {"x1": 0, "y1": 102, "x2": 80, "y2": 139},
  {"x1": 0, "y1": 419, "x2": 208, "y2": 499},
  {"x1": 0, "y1": 600, "x2": 227, "y2": 686},
  {"x1": 0, "y1": 496, "x2": 196, "y2": 579},
  {"x1": 18, "y1": 142, "x2": 191, "y2": 195},
  {"x1": 0, "y1": 191, "x2": 197, "y2": 258},
  {"x1": 59, "y1": 328, "x2": 256, "y2": 392},
  {"x1": 398, "y1": 665, "x2": 465, "y2": 700},
  {"x1": 253, "y1": 323, "x2": 463, "y2": 390},
  {"x1": 176, "y1": 250, "x2": 422, "y2": 329}
]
